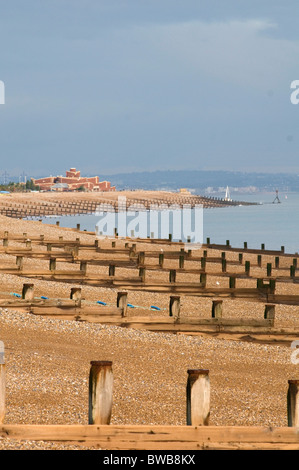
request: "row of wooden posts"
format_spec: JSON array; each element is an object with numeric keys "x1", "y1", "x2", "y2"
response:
[
  {"x1": 17, "y1": 283, "x2": 277, "y2": 323},
  {"x1": 0, "y1": 194, "x2": 250, "y2": 219},
  {"x1": 0, "y1": 350, "x2": 298, "y2": 428},
  {"x1": 3, "y1": 234, "x2": 299, "y2": 283}
]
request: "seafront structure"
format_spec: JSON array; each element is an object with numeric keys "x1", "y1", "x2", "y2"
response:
[{"x1": 32, "y1": 168, "x2": 115, "y2": 192}]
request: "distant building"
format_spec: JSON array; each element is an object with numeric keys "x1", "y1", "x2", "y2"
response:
[{"x1": 32, "y1": 168, "x2": 116, "y2": 192}]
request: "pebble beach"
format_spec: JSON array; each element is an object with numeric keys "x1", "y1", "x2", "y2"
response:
[{"x1": 0, "y1": 211, "x2": 298, "y2": 450}]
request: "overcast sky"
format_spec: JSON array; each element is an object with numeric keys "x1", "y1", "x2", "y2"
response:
[{"x1": 0, "y1": 0, "x2": 299, "y2": 178}]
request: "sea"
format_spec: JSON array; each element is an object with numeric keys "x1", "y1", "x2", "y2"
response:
[{"x1": 33, "y1": 191, "x2": 299, "y2": 255}]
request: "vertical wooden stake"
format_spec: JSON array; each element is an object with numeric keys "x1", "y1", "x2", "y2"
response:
[
  {"x1": 16, "y1": 256, "x2": 23, "y2": 270},
  {"x1": 80, "y1": 261, "x2": 87, "y2": 274},
  {"x1": 159, "y1": 253, "x2": 164, "y2": 267},
  {"x1": 22, "y1": 283, "x2": 34, "y2": 301},
  {"x1": 70, "y1": 287, "x2": 82, "y2": 307},
  {"x1": 138, "y1": 252, "x2": 145, "y2": 265},
  {"x1": 49, "y1": 258, "x2": 56, "y2": 271},
  {"x1": 179, "y1": 255, "x2": 184, "y2": 269},
  {"x1": 288, "y1": 380, "x2": 299, "y2": 427},
  {"x1": 88, "y1": 361, "x2": 113, "y2": 425},
  {"x1": 212, "y1": 300, "x2": 223, "y2": 318},
  {"x1": 117, "y1": 292, "x2": 128, "y2": 317},
  {"x1": 186, "y1": 369, "x2": 210, "y2": 426},
  {"x1": 245, "y1": 261, "x2": 250, "y2": 276},
  {"x1": 169, "y1": 296, "x2": 180, "y2": 318},
  {"x1": 264, "y1": 304, "x2": 275, "y2": 326},
  {"x1": 169, "y1": 269, "x2": 176, "y2": 283},
  {"x1": 139, "y1": 267, "x2": 146, "y2": 282},
  {"x1": 267, "y1": 263, "x2": 272, "y2": 277}
]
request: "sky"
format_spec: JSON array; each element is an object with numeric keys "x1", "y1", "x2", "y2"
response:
[{"x1": 0, "y1": 0, "x2": 299, "y2": 179}]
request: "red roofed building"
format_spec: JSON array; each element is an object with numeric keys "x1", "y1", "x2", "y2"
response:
[{"x1": 32, "y1": 168, "x2": 116, "y2": 192}]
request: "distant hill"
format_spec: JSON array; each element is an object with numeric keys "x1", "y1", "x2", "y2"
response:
[
  {"x1": 95, "y1": 170, "x2": 299, "y2": 194},
  {"x1": 10, "y1": 169, "x2": 299, "y2": 195}
]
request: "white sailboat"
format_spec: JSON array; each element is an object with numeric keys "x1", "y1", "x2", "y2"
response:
[{"x1": 224, "y1": 186, "x2": 231, "y2": 201}]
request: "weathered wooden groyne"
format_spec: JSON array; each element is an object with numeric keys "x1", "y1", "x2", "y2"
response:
[{"x1": 0, "y1": 192, "x2": 257, "y2": 219}]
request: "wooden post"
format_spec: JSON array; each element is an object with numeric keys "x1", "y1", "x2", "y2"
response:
[
  {"x1": 212, "y1": 300, "x2": 223, "y2": 318},
  {"x1": 22, "y1": 283, "x2": 34, "y2": 301},
  {"x1": 264, "y1": 304, "x2": 275, "y2": 325},
  {"x1": 47, "y1": 243, "x2": 52, "y2": 252},
  {"x1": 203, "y1": 250, "x2": 207, "y2": 258},
  {"x1": 186, "y1": 369, "x2": 210, "y2": 426},
  {"x1": 201, "y1": 257, "x2": 206, "y2": 270},
  {"x1": 117, "y1": 292, "x2": 128, "y2": 317},
  {"x1": 139, "y1": 267, "x2": 145, "y2": 282},
  {"x1": 245, "y1": 261, "x2": 250, "y2": 276},
  {"x1": 269, "y1": 279, "x2": 276, "y2": 294},
  {"x1": 159, "y1": 253, "x2": 164, "y2": 267},
  {"x1": 109, "y1": 264, "x2": 115, "y2": 277},
  {"x1": 112, "y1": 241, "x2": 116, "y2": 248},
  {"x1": 56, "y1": 221, "x2": 60, "y2": 226},
  {"x1": 179, "y1": 255, "x2": 185, "y2": 269},
  {"x1": 88, "y1": 361, "x2": 113, "y2": 425},
  {"x1": 169, "y1": 296, "x2": 180, "y2": 318},
  {"x1": 239, "y1": 253, "x2": 243, "y2": 264},
  {"x1": 2, "y1": 238, "x2": 8, "y2": 247},
  {"x1": 26, "y1": 239, "x2": 32, "y2": 249},
  {"x1": 200, "y1": 272, "x2": 207, "y2": 287},
  {"x1": 16, "y1": 256, "x2": 23, "y2": 270},
  {"x1": 261, "y1": 243, "x2": 265, "y2": 250},
  {"x1": 138, "y1": 252, "x2": 145, "y2": 265},
  {"x1": 267, "y1": 263, "x2": 272, "y2": 277},
  {"x1": 257, "y1": 254, "x2": 262, "y2": 267},
  {"x1": 0, "y1": 341, "x2": 5, "y2": 424},
  {"x1": 221, "y1": 258, "x2": 227, "y2": 273},
  {"x1": 226, "y1": 240, "x2": 230, "y2": 247},
  {"x1": 281, "y1": 246, "x2": 285, "y2": 254},
  {"x1": 70, "y1": 288, "x2": 82, "y2": 307},
  {"x1": 244, "y1": 242, "x2": 247, "y2": 249},
  {"x1": 275, "y1": 256, "x2": 280, "y2": 268},
  {"x1": 206, "y1": 237, "x2": 210, "y2": 245},
  {"x1": 290, "y1": 265, "x2": 296, "y2": 278},
  {"x1": 77, "y1": 224, "x2": 80, "y2": 231},
  {"x1": 80, "y1": 261, "x2": 87, "y2": 274},
  {"x1": 229, "y1": 276, "x2": 236, "y2": 289},
  {"x1": 49, "y1": 258, "x2": 56, "y2": 271},
  {"x1": 287, "y1": 380, "x2": 299, "y2": 427},
  {"x1": 40, "y1": 234, "x2": 44, "y2": 241},
  {"x1": 294, "y1": 259, "x2": 298, "y2": 269},
  {"x1": 169, "y1": 269, "x2": 176, "y2": 283}
]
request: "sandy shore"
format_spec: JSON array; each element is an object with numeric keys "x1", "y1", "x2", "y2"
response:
[{"x1": 0, "y1": 211, "x2": 298, "y2": 450}]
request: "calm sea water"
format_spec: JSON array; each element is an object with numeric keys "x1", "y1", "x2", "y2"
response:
[{"x1": 34, "y1": 191, "x2": 299, "y2": 255}]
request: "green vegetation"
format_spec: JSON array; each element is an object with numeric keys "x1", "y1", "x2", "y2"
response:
[{"x1": 0, "y1": 179, "x2": 40, "y2": 192}]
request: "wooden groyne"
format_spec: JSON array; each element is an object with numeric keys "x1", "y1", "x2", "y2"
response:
[
  {"x1": 0, "y1": 356, "x2": 299, "y2": 449},
  {"x1": 0, "y1": 192, "x2": 257, "y2": 219}
]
